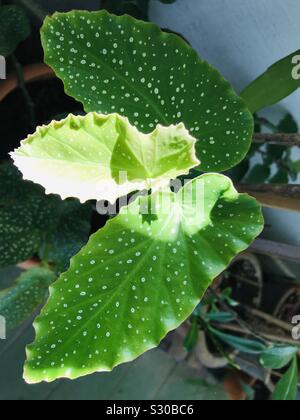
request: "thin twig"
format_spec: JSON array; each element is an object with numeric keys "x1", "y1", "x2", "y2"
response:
[
  {"x1": 239, "y1": 183, "x2": 300, "y2": 199},
  {"x1": 216, "y1": 323, "x2": 299, "y2": 348},
  {"x1": 242, "y1": 305, "x2": 293, "y2": 334},
  {"x1": 209, "y1": 289, "x2": 271, "y2": 345},
  {"x1": 237, "y1": 184, "x2": 300, "y2": 212},
  {"x1": 253, "y1": 133, "x2": 300, "y2": 147}
]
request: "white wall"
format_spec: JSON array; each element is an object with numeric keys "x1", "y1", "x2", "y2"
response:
[{"x1": 150, "y1": 0, "x2": 300, "y2": 123}]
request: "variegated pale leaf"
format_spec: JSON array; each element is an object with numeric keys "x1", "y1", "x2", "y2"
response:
[{"x1": 12, "y1": 113, "x2": 199, "y2": 203}]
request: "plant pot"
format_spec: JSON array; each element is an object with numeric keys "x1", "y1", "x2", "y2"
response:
[
  {"x1": 0, "y1": 62, "x2": 82, "y2": 160},
  {"x1": 0, "y1": 63, "x2": 54, "y2": 102},
  {"x1": 218, "y1": 253, "x2": 263, "y2": 309}
]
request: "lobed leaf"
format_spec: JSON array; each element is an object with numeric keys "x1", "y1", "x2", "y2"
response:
[
  {"x1": 40, "y1": 10, "x2": 253, "y2": 172},
  {"x1": 12, "y1": 113, "x2": 199, "y2": 203},
  {"x1": 0, "y1": 268, "x2": 55, "y2": 331},
  {"x1": 24, "y1": 174, "x2": 263, "y2": 383}
]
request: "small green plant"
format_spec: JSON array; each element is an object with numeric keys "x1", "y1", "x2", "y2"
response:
[
  {"x1": 186, "y1": 289, "x2": 299, "y2": 401},
  {"x1": 8, "y1": 10, "x2": 264, "y2": 384}
]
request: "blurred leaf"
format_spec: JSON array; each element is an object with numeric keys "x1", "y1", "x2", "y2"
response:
[
  {"x1": 254, "y1": 114, "x2": 262, "y2": 133},
  {"x1": 0, "y1": 162, "x2": 60, "y2": 268},
  {"x1": 221, "y1": 287, "x2": 239, "y2": 307},
  {"x1": 260, "y1": 346, "x2": 299, "y2": 370},
  {"x1": 101, "y1": 0, "x2": 150, "y2": 20},
  {"x1": 210, "y1": 327, "x2": 267, "y2": 355},
  {"x1": 46, "y1": 200, "x2": 92, "y2": 274},
  {"x1": 269, "y1": 169, "x2": 289, "y2": 184},
  {"x1": 0, "y1": 5, "x2": 31, "y2": 57},
  {"x1": 0, "y1": 268, "x2": 55, "y2": 331},
  {"x1": 273, "y1": 357, "x2": 298, "y2": 401},
  {"x1": 0, "y1": 161, "x2": 92, "y2": 269},
  {"x1": 240, "y1": 380, "x2": 255, "y2": 401},
  {"x1": 206, "y1": 312, "x2": 236, "y2": 323},
  {"x1": 227, "y1": 160, "x2": 250, "y2": 183},
  {"x1": 290, "y1": 160, "x2": 300, "y2": 173},
  {"x1": 243, "y1": 164, "x2": 271, "y2": 184},
  {"x1": 241, "y1": 50, "x2": 300, "y2": 113},
  {"x1": 184, "y1": 318, "x2": 199, "y2": 352},
  {"x1": 278, "y1": 113, "x2": 299, "y2": 133}
]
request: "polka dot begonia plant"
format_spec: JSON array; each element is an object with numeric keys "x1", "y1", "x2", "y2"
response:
[{"x1": 10, "y1": 10, "x2": 264, "y2": 383}]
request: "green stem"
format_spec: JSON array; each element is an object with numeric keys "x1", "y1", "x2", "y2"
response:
[{"x1": 11, "y1": 53, "x2": 36, "y2": 130}]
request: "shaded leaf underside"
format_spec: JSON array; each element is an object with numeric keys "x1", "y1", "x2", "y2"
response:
[
  {"x1": 12, "y1": 113, "x2": 199, "y2": 203},
  {"x1": 0, "y1": 268, "x2": 56, "y2": 331}
]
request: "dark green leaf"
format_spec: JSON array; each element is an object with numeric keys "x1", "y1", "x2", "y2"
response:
[
  {"x1": 290, "y1": 160, "x2": 300, "y2": 173},
  {"x1": 101, "y1": 0, "x2": 150, "y2": 20},
  {"x1": 0, "y1": 268, "x2": 55, "y2": 331},
  {"x1": 41, "y1": 10, "x2": 254, "y2": 173},
  {"x1": 0, "y1": 162, "x2": 92, "y2": 269},
  {"x1": 240, "y1": 381, "x2": 255, "y2": 401},
  {"x1": 46, "y1": 200, "x2": 92, "y2": 274},
  {"x1": 278, "y1": 113, "x2": 299, "y2": 133},
  {"x1": 241, "y1": 50, "x2": 300, "y2": 113},
  {"x1": 260, "y1": 345, "x2": 299, "y2": 370},
  {"x1": 269, "y1": 169, "x2": 289, "y2": 184},
  {"x1": 243, "y1": 164, "x2": 271, "y2": 184},
  {"x1": 273, "y1": 357, "x2": 298, "y2": 401},
  {"x1": 0, "y1": 5, "x2": 31, "y2": 57},
  {"x1": 210, "y1": 327, "x2": 267, "y2": 355},
  {"x1": 0, "y1": 162, "x2": 60, "y2": 268},
  {"x1": 226, "y1": 159, "x2": 250, "y2": 183}
]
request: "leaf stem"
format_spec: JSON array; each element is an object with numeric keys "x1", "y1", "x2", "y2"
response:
[{"x1": 11, "y1": 53, "x2": 36, "y2": 131}]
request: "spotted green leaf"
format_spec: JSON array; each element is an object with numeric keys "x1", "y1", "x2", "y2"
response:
[
  {"x1": 12, "y1": 113, "x2": 199, "y2": 203},
  {"x1": 0, "y1": 268, "x2": 55, "y2": 331},
  {"x1": 0, "y1": 162, "x2": 59, "y2": 268},
  {"x1": 24, "y1": 174, "x2": 263, "y2": 383},
  {"x1": 0, "y1": 5, "x2": 31, "y2": 57},
  {"x1": 46, "y1": 200, "x2": 92, "y2": 274},
  {"x1": 0, "y1": 162, "x2": 92, "y2": 269},
  {"x1": 41, "y1": 10, "x2": 253, "y2": 172}
]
